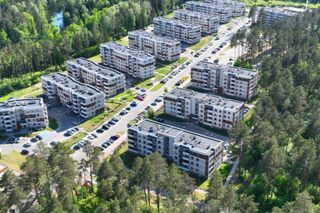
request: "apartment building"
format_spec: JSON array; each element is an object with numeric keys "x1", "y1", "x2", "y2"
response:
[
  {"x1": 128, "y1": 30, "x2": 181, "y2": 62},
  {"x1": 128, "y1": 119, "x2": 224, "y2": 177},
  {"x1": 67, "y1": 58, "x2": 126, "y2": 97},
  {"x1": 205, "y1": 0, "x2": 246, "y2": 17},
  {"x1": 186, "y1": 1, "x2": 233, "y2": 24},
  {"x1": 174, "y1": 9, "x2": 219, "y2": 34},
  {"x1": 100, "y1": 42, "x2": 155, "y2": 79},
  {"x1": 41, "y1": 73, "x2": 105, "y2": 119},
  {"x1": 257, "y1": 7, "x2": 304, "y2": 25},
  {"x1": 164, "y1": 88, "x2": 244, "y2": 130},
  {"x1": 0, "y1": 98, "x2": 49, "y2": 132},
  {"x1": 153, "y1": 17, "x2": 202, "y2": 44},
  {"x1": 191, "y1": 61, "x2": 258, "y2": 100}
]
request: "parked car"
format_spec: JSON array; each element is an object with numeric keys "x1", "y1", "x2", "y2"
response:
[
  {"x1": 110, "y1": 135, "x2": 120, "y2": 141},
  {"x1": 96, "y1": 128, "x2": 104, "y2": 133},
  {"x1": 21, "y1": 149, "x2": 29, "y2": 155},
  {"x1": 155, "y1": 98, "x2": 162, "y2": 103},
  {"x1": 91, "y1": 133, "x2": 98, "y2": 138},
  {"x1": 126, "y1": 107, "x2": 131, "y2": 111},
  {"x1": 73, "y1": 144, "x2": 80, "y2": 150},
  {"x1": 214, "y1": 59, "x2": 219, "y2": 64},
  {"x1": 64, "y1": 131, "x2": 73, "y2": 137},
  {"x1": 151, "y1": 102, "x2": 157, "y2": 106},
  {"x1": 130, "y1": 101, "x2": 137, "y2": 107},
  {"x1": 35, "y1": 135, "x2": 43, "y2": 140},
  {"x1": 102, "y1": 124, "x2": 110, "y2": 130},
  {"x1": 119, "y1": 110, "x2": 127, "y2": 116},
  {"x1": 23, "y1": 142, "x2": 32, "y2": 148},
  {"x1": 50, "y1": 141, "x2": 59, "y2": 146},
  {"x1": 30, "y1": 137, "x2": 39, "y2": 143},
  {"x1": 112, "y1": 116, "x2": 121, "y2": 122}
]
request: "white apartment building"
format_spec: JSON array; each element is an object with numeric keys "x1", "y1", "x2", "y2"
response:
[
  {"x1": 0, "y1": 98, "x2": 49, "y2": 132},
  {"x1": 205, "y1": 0, "x2": 246, "y2": 17},
  {"x1": 100, "y1": 42, "x2": 155, "y2": 80},
  {"x1": 257, "y1": 7, "x2": 304, "y2": 25},
  {"x1": 153, "y1": 17, "x2": 202, "y2": 44},
  {"x1": 128, "y1": 30, "x2": 181, "y2": 62},
  {"x1": 67, "y1": 58, "x2": 126, "y2": 97},
  {"x1": 41, "y1": 73, "x2": 105, "y2": 119},
  {"x1": 128, "y1": 119, "x2": 224, "y2": 177},
  {"x1": 174, "y1": 9, "x2": 219, "y2": 34},
  {"x1": 186, "y1": 1, "x2": 233, "y2": 24},
  {"x1": 191, "y1": 61, "x2": 258, "y2": 100},
  {"x1": 164, "y1": 88, "x2": 244, "y2": 130}
]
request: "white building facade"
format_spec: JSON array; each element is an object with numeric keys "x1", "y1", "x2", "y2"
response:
[
  {"x1": 0, "y1": 98, "x2": 49, "y2": 132},
  {"x1": 153, "y1": 17, "x2": 202, "y2": 44},
  {"x1": 174, "y1": 9, "x2": 219, "y2": 34},
  {"x1": 205, "y1": 0, "x2": 246, "y2": 17},
  {"x1": 100, "y1": 42, "x2": 155, "y2": 79},
  {"x1": 128, "y1": 30, "x2": 181, "y2": 62},
  {"x1": 128, "y1": 120, "x2": 224, "y2": 177},
  {"x1": 67, "y1": 58, "x2": 126, "y2": 97},
  {"x1": 191, "y1": 61, "x2": 258, "y2": 100},
  {"x1": 164, "y1": 88, "x2": 244, "y2": 130},
  {"x1": 41, "y1": 73, "x2": 105, "y2": 119}
]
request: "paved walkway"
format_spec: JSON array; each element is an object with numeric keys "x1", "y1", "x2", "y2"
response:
[{"x1": 224, "y1": 156, "x2": 239, "y2": 187}]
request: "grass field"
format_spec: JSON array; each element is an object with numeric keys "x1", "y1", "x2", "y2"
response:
[
  {"x1": 0, "y1": 84, "x2": 42, "y2": 101},
  {"x1": 242, "y1": 0, "x2": 320, "y2": 8},
  {"x1": 189, "y1": 35, "x2": 213, "y2": 51},
  {"x1": 117, "y1": 36, "x2": 129, "y2": 46},
  {"x1": 150, "y1": 83, "x2": 164, "y2": 92},
  {"x1": 0, "y1": 151, "x2": 26, "y2": 172},
  {"x1": 88, "y1": 54, "x2": 101, "y2": 63},
  {"x1": 62, "y1": 131, "x2": 87, "y2": 149},
  {"x1": 198, "y1": 162, "x2": 232, "y2": 190}
]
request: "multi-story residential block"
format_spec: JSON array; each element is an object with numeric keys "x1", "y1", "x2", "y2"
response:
[
  {"x1": 41, "y1": 73, "x2": 105, "y2": 119},
  {"x1": 67, "y1": 58, "x2": 126, "y2": 97},
  {"x1": 153, "y1": 17, "x2": 202, "y2": 44},
  {"x1": 100, "y1": 42, "x2": 155, "y2": 79},
  {"x1": 0, "y1": 98, "x2": 49, "y2": 132},
  {"x1": 191, "y1": 61, "x2": 258, "y2": 100},
  {"x1": 164, "y1": 88, "x2": 244, "y2": 130},
  {"x1": 174, "y1": 9, "x2": 219, "y2": 34},
  {"x1": 257, "y1": 7, "x2": 304, "y2": 25},
  {"x1": 205, "y1": 0, "x2": 246, "y2": 17},
  {"x1": 128, "y1": 30, "x2": 181, "y2": 62},
  {"x1": 128, "y1": 119, "x2": 224, "y2": 177},
  {"x1": 186, "y1": 1, "x2": 233, "y2": 24}
]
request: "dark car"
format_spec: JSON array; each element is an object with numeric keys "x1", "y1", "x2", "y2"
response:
[
  {"x1": 102, "y1": 124, "x2": 110, "y2": 130},
  {"x1": 96, "y1": 128, "x2": 104, "y2": 133},
  {"x1": 151, "y1": 102, "x2": 157, "y2": 106},
  {"x1": 126, "y1": 107, "x2": 131, "y2": 111},
  {"x1": 64, "y1": 131, "x2": 72, "y2": 137},
  {"x1": 130, "y1": 101, "x2": 137, "y2": 107},
  {"x1": 50, "y1": 141, "x2": 59, "y2": 146},
  {"x1": 21, "y1": 149, "x2": 29, "y2": 155},
  {"x1": 73, "y1": 145, "x2": 80, "y2": 150},
  {"x1": 110, "y1": 135, "x2": 120, "y2": 141},
  {"x1": 30, "y1": 137, "x2": 39, "y2": 143},
  {"x1": 35, "y1": 135, "x2": 43, "y2": 140}
]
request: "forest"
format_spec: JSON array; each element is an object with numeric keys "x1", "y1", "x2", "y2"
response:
[
  {"x1": 0, "y1": 0, "x2": 184, "y2": 95},
  {"x1": 229, "y1": 8, "x2": 320, "y2": 212}
]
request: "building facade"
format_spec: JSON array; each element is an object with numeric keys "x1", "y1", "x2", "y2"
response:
[
  {"x1": 191, "y1": 61, "x2": 258, "y2": 100},
  {"x1": 41, "y1": 73, "x2": 105, "y2": 119},
  {"x1": 153, "y1": 17, "x2": 202, "y2": 44},
  {"x1": 0, "y1": 98, "x2": 49, "y2": 132},
  {"x1": 174, "y1": 9, "x2": 219, "y2": 34},
  {"x1": 67, "y1": 58, "x2": 126, "y2": 97},
  {"x1": 186, "y1": 1, "x2": 233, "y2": 24},
  {"x1": 257, "y1": 7, "x2": 304, "y2": 25},
  {"x1": 205, "y1": 0, "x2": 246, "y2": 17},
  {"x1": 164, "y1": 88, "x2": 244, "y2": 130},
  {"x1": 100, "y1": 42, "x2": 155, "y2": 79},
  {"x1": 128, "y1": 119, "x2": 224, "y2": 177},
  {"x1": 128, "y1": 30, "x2": 181, "y2": 62}
]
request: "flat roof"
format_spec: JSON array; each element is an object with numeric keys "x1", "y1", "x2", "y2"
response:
[
  {"x1": 42, "y1": 73, "x2": 104, "y2": 98},
  {"x1": 153, "y1": 17, "x2": 202, "y2": 29},
  {"x1": 131, "y1": 119, "x2": 223, "y2": 155},
  {"x1": 129, "y1": 30, "x2": 181, "y2": 44},
  {"x1": 100, "y1": 42, "x2": 154, "y2": 59},
  {"x1": 67, "y1": 58, "x2": 125, "y2": 79},
  {"x1": 174, "y1": 9, "x2": 220, "y2": 21},
  {"x1": 166, "y1": 88, "x2": 244, "y2": 110},
  {"x1": 0, "y1": 98, "x2": 44, "y2": 110},
  {"x1": 193, "y1": 61, "x2": 258, "y2": 79}
]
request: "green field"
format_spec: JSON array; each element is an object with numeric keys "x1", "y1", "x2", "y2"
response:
[
  {"x1": 150, "y1": 82, "x2": 164, "y2": 92},
  {"x1": 88, "y1": 54, "x2": 101, "y2": 63},
  {"x1": 242, "y1": 0, "x2": 320, "y2": 8},
  {"x1": 0, "y1": 151, "x2": 26, "y2": 172},
  {"x1": 0, "y1": 84, "x2": 42, "y2": 102},
  {"x1": 117, "y1": 36, "x2": 129, "y2": 46},
  {"x1": 189, "y1": 35, "x2": 213, "y2": 51}
]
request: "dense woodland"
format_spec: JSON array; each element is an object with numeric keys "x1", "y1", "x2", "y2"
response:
[
  {"x1": 229, "y1": 9, "x2": 320, "y2": 212},
  {"x1": 0, "y1": 0, "x2": 183, "y2": 96}
]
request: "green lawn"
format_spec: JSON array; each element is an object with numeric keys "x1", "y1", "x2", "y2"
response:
[
  {"x1": 0, "y1": 84, "x2": 42, "y2": 102},
  {"x1": 62, "y1": 131, "x2": 87, "y2": 149},
  {"x1": 189, "y1": 35, "x2": 213, "y2": 51},
  {"x1": 198, "y1": 162, "x2": 232, "y2": 190},
  {"x1": 88, "y1": 54, "x2": 101, "y2": 63},
  {"x1": 48, "y1": 117, "x2": 59, "y2": 130},
  {"x1": 165, "y1": 12, "x2": 174, "y2": 19},
  {"x1": 116, "y1": 36, "x2": 129, "y2": 46},
  {"x1": 242, "y1": 0, "x2": 320, "y2": 8},
  {"x1": 111, "y1": 90, "x2": 136, "y2": 102},
  {"x1": 150, "y1": 83, "x2": 164, "y2": 92},
  {"x1": 0, "y1": 151, "x2": 26, "y2": 172}
]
